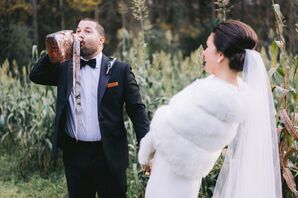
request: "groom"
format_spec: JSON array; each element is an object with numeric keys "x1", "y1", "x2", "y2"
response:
[{"x1": 29, "y1": 18, "x2": 150, "y2": 198}]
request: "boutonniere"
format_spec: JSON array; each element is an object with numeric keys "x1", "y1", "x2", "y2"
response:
[
  {"x1": 106, "y1": 57, "x2": 117, "y2": 75},
  {"x1": 107, "y1": 82, "x2": 119, "y2": 88}
]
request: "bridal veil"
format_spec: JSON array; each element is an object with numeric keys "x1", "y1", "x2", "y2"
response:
[{"x1": 212, "y1": 50, "x2": 282, "y2": 198}]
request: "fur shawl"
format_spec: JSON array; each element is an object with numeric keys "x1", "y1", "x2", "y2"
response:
[{"x1": 138, "y1": 75, "x2": 246, "y2": 180}]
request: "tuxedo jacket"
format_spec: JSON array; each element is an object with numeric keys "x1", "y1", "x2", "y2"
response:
[{"x1": 29, "y1": 54, "x2": 150, "y2": 172}]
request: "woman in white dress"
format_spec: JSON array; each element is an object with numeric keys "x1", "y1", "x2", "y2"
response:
[{"x1": 138, "y1": 20, "x2": 282, "y2": 198}]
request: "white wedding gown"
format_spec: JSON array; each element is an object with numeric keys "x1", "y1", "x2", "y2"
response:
[
  {"x1": 139, "y1": 75, "x2": 246, "y2": 198},
  {"x1": 145, "y1": 153, "x2": 201, "y2": 198},
  {"x1": 139, "y1": 50, "x2": 282, "y2": 198}
]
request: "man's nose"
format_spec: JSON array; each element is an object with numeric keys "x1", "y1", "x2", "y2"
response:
[
  {"x1": 79, "y1": 34, "x2": 84, "y2": 40},
  {"x1": 76, "y1": 32, "x2": 84, "y2": 39}
]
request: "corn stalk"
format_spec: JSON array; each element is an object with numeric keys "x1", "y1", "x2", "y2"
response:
[{"x1": 271, "y1": 2, "x2": 298, "y2": 197}]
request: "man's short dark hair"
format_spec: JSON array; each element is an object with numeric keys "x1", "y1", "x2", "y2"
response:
[{"x1": 80, "y1": 18, "x2": 105, "y2": 37}]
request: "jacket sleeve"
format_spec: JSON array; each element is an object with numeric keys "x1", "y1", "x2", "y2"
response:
[
  {"x1": 29, "y1": 54, "x2": 58, "y2": 86},
  {"x1": 123, "y1": 64, "x2": 150, "y2": 144},
  {"x1": 138, "y1": 132, "x2": 155, "y2": 165}
]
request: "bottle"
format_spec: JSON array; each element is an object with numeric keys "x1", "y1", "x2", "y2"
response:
[{"x1": 46, "y1": 30, "x2": 74, "y2": 64}]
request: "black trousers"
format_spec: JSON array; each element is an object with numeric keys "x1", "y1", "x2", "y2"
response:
[{"x1": 62, "y1": 135, "x2": 127, "y2": 198}]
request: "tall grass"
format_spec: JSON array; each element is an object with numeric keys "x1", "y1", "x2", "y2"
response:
[
  {"x1": 0, "y1": 59, "x2": 56, "y2": 176},
  {"x1": 270, "y1": 3, "x2": 298, "y2": 197}
]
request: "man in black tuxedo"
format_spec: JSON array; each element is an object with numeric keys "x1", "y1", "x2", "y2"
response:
[{"x1": 29, "y1": 18, "x2": 150, "y2": 198}]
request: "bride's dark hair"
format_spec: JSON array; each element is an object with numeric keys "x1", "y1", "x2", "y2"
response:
[{"x1": 212, "y1": 20, "x2": 259, "y2": 72}]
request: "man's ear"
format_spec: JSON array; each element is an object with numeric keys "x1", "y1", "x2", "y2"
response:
[{"x1": 99, "y1": 36, "x2": 105, "y2": 45}]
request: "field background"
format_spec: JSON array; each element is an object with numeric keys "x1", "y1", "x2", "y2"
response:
[{"x1": 0, "y1": 0, "x2": 297, "y2": 197}]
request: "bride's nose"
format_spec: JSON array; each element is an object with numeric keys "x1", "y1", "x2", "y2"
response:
[{"x1": 202, "y1": 50, "x2": 206, "y2": 57}]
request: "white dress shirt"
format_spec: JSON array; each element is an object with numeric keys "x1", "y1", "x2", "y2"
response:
[{"x1": 66, "y1": 53, "x2": 102, "y2": 141}]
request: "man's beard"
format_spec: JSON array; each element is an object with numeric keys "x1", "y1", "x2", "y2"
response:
[{"x1": 80, "y1": 46, "x2": 97, "y2": 58}]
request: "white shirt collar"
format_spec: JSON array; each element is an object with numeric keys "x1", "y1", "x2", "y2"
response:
[
  {"x1": 94, "y1": 52, "x2": 102, "y2": 68},
  {"x1": 80, "y1": 52, "x2": 102, "y2": 69}
]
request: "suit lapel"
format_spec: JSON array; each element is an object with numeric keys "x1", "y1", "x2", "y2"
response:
[{"x1": 98, "y1": 54, "x2": 111, "y2": 107}]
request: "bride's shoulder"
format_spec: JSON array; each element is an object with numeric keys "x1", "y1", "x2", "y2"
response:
[
  {"x1": 173, "y1": 75, "x2": 243, "y2": 103},
  {"x1": 191, "y1": 75, "x2": 236, "y2": 93},
  {"x1": 189, "y1": 75, "x2": 246, "y2": 122},
  {"x1": 186, "y1": 75, "x2": 216, "y2": 87}
]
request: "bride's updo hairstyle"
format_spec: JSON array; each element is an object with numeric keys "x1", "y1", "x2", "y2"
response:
[{"x1": 212, "y1": 20, "x2": 259, "y2": 72}]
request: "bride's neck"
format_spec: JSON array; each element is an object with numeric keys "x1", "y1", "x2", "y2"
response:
[{"x1": 215, "y1": 68, "x2": 239, "y2": 87}]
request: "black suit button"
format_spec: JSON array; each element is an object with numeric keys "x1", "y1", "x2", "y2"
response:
[{"x1": 98, "y1": 114, "x2": 104, "y2": 121}]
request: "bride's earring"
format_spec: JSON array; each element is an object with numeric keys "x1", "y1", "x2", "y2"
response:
[{"x1": 217, "y1": 59, "x2": 221, "y2": 63}]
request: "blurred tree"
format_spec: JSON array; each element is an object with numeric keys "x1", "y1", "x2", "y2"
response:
[
  {"x1": 60, "y1": 0, "x2": 65, "y2": 29},
  {"x1": 0, "y1": 0, "x2": 32, "y2": 71},
  {"x1": 32, "y1": 0, "x2": 38, "y2": 45},
  {"x1": 66, "y1": 0, "x2": 102, "y2": 12},
  {"x1": 280, "y1": 0, "x2": 298, "y2": 53},
  {"x1": 0, "y1": 0, "x2": 297, "y2": 72}
]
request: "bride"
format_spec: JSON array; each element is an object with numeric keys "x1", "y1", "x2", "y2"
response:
[{"x1": 138, "y1": 20, "x2": 282, "y2": 198}]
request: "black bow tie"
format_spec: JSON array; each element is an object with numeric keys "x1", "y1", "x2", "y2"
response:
[{"x1": 80, "y1": 58, "x2": 96, "y2": 68}]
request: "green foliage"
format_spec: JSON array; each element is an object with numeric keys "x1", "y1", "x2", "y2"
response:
[
  {"x1": 214, "y1": 0, "x2": 233, "y2": 21},
  {"x1": 0, "y1": 154, "x2": 67, "y2": 198},
  {"x1": 0, "y1": 23, "x2": 33, "y2": 67},
  {"x1": 66, "y1": 0, "x2": 102, "y2": 12},
  {"x1": 0, "y1": 1, "x2": 297, "y2": 197},
  {"x1": 0, "y1": 40, "x2": 206, "y2": 197},
  {"x1": 0, "y1": 38, "x2": 297, "y2": 198},
  {"x1": 270, "y1": 3, "x2": 298, "y2": 197},
  {"x1": 0, "y1": 60, "x2": 56, "y2": 176}
]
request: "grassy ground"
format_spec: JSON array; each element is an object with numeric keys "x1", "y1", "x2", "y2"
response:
[{"x1": 0, "y1": 154, "x2": 67, "y2": 198}]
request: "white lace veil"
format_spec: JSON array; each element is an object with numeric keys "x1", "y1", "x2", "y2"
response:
[{"x1": 212, "y1": 50, "x2": 282, "y2": 198}]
